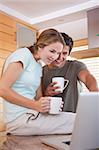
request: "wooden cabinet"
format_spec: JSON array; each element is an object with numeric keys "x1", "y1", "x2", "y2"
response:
[
  {"x1": 0, "y1": 13, "x2": 16, "y2": 77},
  {"x1": 0, "y1": 12, "x2": 37, "y2": 75},
  {"x1": 0, "y1": 12, "x2": 37, "y2": 131}
]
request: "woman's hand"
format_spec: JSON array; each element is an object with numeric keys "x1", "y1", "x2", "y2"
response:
[
  {"x1": 34, "y1": 97, "x2": 51, "y2": 113},
  {"x1": 44, "y1": 82, "x2": 61, "y2": 96}
]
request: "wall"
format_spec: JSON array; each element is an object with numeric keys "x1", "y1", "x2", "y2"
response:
[
  {"x1": 0, "y1": 13, "x2": 17, "y2": 76},
  {"x1": 0, "y1": 12, "x2": 37, "y2": 131},
  {"x1": 87, "y1": 7, "x2": 99, "y2": 49}
]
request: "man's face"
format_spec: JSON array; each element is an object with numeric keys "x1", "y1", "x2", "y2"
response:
[{"x1": 50, "y1": 45, "x2": 70, "y2": 68}]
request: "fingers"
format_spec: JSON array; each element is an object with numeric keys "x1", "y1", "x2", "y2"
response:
[
  {"x1": 37, "y1": 97, "x2": 64, "y2": 113},
  {"x1": 60, "y1": 101, "x2": 64, "y2": 108},
  {"x1": 49, "y1": 91, "x2": 60, "y2": 96},
  {"x1": 49, "y1": 82, "x2": 61, "y2": 91},
  {"x1": 49, "y1": 82, "x2": 57, "y2": 87},
  {"x1": 40, "y1": 97, "x2": 50, "y2": 112},
  {"x1": 59, "y1": 101, "x2": 64, "y2": 112},
  {"x1": 47, "y1": 86, "x2": 61, "y2": 96},
  {"x1": 44, "y1": 82, "x2": 61, "y2": 96}
]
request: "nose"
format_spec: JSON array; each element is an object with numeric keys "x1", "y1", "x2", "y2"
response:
[
  {"x1": 57, "y1": 53, "x2": 62, "y2": 60},
  {"x1": 52, "y1": 53, "x2": 60, "y2": 61}
]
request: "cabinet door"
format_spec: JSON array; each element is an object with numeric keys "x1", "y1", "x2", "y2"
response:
[{"x1": 17, "y1": 23, "x2": 36, "y2": 48}]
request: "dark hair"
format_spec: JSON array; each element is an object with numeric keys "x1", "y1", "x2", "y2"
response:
[
  {"x1": 28, "y1": 29, "x2": 65, "y2": 54},
  {"x1": 60, "y1": 33, "x2": 73, "y2": 54}
]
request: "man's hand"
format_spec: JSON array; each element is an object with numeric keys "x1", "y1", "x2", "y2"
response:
[{"x1": 44, "y1": 82, "x2": 61, "y2": 96}]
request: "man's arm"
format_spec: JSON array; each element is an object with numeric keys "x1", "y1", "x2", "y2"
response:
[{"x1": 78, "y1": 69, "x2": 99, "y2": 91}]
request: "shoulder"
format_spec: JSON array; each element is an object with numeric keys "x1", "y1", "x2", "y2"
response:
[
  {"x1": 42, "y1": 65, "x2": 50, "y2": 75},
  {"x1": 66, "y1": 60, "x2": 87, "y2": 74},
  {"x1": 43, "y1": 65, "x2": 49, "y2": 71},
  {"x1": 74, "y1": 60, "x2": 87, "y2": 68},
  {"x1": 68, "y1": 60, "x2": 86, "y2": 67},
  {"x1": 5, "y1": 47, "x2": 32, "y2": 69},
  {"x1": 11, "y1": 47, "x2": 32, "y2": 58}
]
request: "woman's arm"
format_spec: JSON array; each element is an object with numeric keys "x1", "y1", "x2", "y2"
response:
[{"x1": 0, "y1": 62, "x2": 50, "y2": 112}]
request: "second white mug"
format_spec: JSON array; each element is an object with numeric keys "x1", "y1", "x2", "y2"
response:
[{"x1": 52, "y1": 77, "x2": 69, "y2": 93}]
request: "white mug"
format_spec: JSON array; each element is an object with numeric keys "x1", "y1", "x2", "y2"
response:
[
  {"x1": 52, "y1": 77, "x2": 69, "y2": 93},
  {"x1": 49, "y1": 97, "x2": 62, "y2": 114}
]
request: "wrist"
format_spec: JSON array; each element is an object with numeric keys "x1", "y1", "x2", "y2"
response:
[{"x1": 31, "y1": 100, "x2": 38, "y2": 110}]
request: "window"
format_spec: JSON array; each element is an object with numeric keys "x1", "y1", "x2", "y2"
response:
[{"x1": 79, "y1": 57, "x2": 99, "y2": 91}]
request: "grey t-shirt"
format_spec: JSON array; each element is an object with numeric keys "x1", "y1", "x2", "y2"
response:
[{"x1": 42, "y1": 60, "x2": 87, "y2": 112}]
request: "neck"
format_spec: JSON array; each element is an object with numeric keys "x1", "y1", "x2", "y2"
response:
[{"x1": 48, "y1": 64, "x2": 55, "y2": 69}]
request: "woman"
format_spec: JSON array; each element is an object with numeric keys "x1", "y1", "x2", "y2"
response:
[{"x1": 0, "y1": 29, "x2": 75, "y2": 135}]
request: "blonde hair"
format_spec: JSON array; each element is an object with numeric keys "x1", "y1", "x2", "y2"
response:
[{"x1": 28, "y1": 29, "x2": 65, "y2": 53}]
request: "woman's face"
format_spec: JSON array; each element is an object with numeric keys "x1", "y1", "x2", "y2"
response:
[{"x1": 39, "y1": 42, "x2": 63, "y2": 65}]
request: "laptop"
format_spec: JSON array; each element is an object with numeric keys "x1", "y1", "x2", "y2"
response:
[{"x1": 41, "y1": 92, "x2": 99, "y2": 150}]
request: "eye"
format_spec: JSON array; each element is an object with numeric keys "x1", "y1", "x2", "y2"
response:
[
  {"x1": 63, "y1": 52, "x2": 67, "y2": 55},
  {"x1": 49, "y1": 49, "x2": 56, "y2": 53}
]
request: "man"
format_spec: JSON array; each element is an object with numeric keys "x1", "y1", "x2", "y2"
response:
[{"x1": 41, "y1": 33, "x2": 99, "y2": 112}]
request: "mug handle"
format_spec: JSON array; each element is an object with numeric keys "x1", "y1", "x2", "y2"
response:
[{"x1": 63, "y1": 79, "x2": 69, "y2": 90}]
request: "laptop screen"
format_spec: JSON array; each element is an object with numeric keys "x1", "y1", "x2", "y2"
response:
[
  {"x1": 70, "y1": 92, "x2": 99, "y2": 150},
  {"x1": 41, "y1": 92, "x2": 99, "y2": 150}
]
